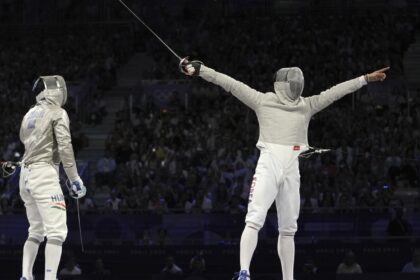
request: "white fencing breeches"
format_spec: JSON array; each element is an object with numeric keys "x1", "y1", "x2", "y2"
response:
[
  {"x1": 19, "y1": 163, "x2": 67, "y2": 243},
  {"x1": 245, "y1": 143, "x2": 305, "y2": 233}
]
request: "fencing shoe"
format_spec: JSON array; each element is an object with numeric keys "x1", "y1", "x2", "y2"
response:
[{"x1": 232, "y1": 270, "x2": 250, "y2": 280}]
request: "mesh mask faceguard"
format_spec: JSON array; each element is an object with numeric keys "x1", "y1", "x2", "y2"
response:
[
  {"x1": 274, "y1": 67, "x2": 304, "y2": 100},
  {"x1": 32, "y1": 75, "x2": 67, "y2": 106}
]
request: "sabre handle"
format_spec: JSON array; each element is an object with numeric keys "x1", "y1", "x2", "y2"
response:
[
  {"x1": 1, "y1": 161, "x2": 21, "y2": 178},
  {"x1": 179, "y1": 57, "x2": 203, "y2": 76},
  {"x1": 66, "y1": 177, "x2": 87, "y2": 199},
  {"x1": 179, "y1": 56, "x2": 190, "y2": 74},
  {"x1": 0, "y1": 161, "x2": 21, "y2": 168}
]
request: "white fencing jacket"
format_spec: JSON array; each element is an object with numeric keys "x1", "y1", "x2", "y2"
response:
[{"x1": 199, "y1": 65, "x2": 367, "y2": 146}]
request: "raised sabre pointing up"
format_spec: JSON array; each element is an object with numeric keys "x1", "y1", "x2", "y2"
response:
[{"x1": 117, "y1": 0, "x2": 191, "y2": 73}]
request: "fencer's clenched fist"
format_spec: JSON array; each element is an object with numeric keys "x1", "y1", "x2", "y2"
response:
[
  {"x1": 365, "y1": 67, "x2": 390, "y2": 82},
  {"x1": 69, "y1": 177, "x2": 87, "y2": 199},
  {"x1": 180, "y1": 58, "x2": 202, "y2": 76}
]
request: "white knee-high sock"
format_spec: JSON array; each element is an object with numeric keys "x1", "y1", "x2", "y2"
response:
[
  {"x1": 44, "y1": 241, "x2": 63, "y2": 280},
  {"x1": 22, "y1": 238, "x2": 41, "y2": 280},
  {"x1": 277, "y1": 234, "x2": 295, "y2": 280},
  {"x1": 240, "y1": 224, "x2": 259, "y2": 274}
]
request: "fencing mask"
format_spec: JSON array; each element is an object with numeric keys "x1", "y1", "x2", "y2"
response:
[
  {"x1": 32, "y1": 75, "x2": 67, "y2": 106},
  {"x1": 274, "y1": 67, "x2": 304, "y2": 101}
]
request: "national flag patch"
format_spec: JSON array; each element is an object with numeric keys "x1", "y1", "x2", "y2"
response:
[
  {"x1": 51, "y1": 202, "x2": 66, "y2": 211},
  {"x1": 248, "y1": 176, "x2": 257, "y2": 203}
]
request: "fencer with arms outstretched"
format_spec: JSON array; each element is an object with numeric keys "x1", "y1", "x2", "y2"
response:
[
  {"x1": 19, "y1": 76, "x2": 86, "y2": 280},
  {"x1": 182, "y1": 60, "x2": 388, "y2": 280}
]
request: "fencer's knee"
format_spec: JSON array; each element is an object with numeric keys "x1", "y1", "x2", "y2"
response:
[
  {"x1": 246, "y1": 222, "x2": 263, "y2": 231},
  {"x1": 279, "y1": 231, "x2": 295, "y2": 238},
  {"x1": 278, "y1": 222, "x2": 298, "y2": 234},
  {"x1": 28, "y1": 227, "x2": 45, "y2": 242},
  {"x1": 245, "y1": 212, "x2": 267, "y2": 230},
  {"x1": 46, "y1": 225, "x2": 67, "y2": 243},
  {"x1": 46, "y1": 233, "x2": 67, "y2": 244},
  {"x1": 27, "y1": 236, "x2": 44, "y2": 245},
  {"x1": 47, "y1": 238, "x2": 64, "y2": 246}
]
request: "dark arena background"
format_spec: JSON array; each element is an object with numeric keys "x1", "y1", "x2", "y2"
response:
[{"x1": 1, "y1": 0, "x2": 420, "y2": 279}]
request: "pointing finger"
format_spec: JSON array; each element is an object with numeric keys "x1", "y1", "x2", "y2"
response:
[{"x1": 376, "y1": 67, "x2": 390, "y2": 73}]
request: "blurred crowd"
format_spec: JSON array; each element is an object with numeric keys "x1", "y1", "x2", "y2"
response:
[
  {"x1": 0, "y1": 25, "x2": 133, "y2": 213},
  {"x1": 1, "y1": 7, "x2": 420, "y2": 218},
  {"x1": 0, "y1": 3, "x2": 420, "y2": 280},
  {"x1": 80, "y1": 10, "x2": 420, "y2": 216},
  {"x1": 0, "y1": 26, "x2": 130, "y2": 158},
  {"x1": 80, "y1": 87, "x2": 420, "y2": 218},
  {"x1": 144, "y1": 11, "x2": 417, "y2": 92}
]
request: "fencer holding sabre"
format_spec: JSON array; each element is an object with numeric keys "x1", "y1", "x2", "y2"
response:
[
  {"x1": 182, "y1": 60, "x2": 388, "y2": 280},
  {"x1": 19, "y1": 76, "x2": 87, "y2": 280}
]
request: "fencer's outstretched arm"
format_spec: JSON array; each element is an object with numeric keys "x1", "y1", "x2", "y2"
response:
[
  {"x1": 183, "y1": 62, "x2": 263, "y2": 110},
  {"x1": 53, "y1": 110, "x2": 79, "y2": 181},
  {"x1": 307, "y1": 67, "x2": 389, "y2": 114},
  {"x1": 199, "y1": 65, "x2": 263, "y2": 109}
]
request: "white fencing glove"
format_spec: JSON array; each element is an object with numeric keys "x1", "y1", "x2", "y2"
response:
[{"x1": 68, "y1": 177, "x2": 87, "y2": 199}]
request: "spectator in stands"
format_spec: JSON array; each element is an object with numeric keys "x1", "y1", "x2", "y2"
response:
[
  {"x1": 300, "y1": 187, "x2": 319, "y2": 213},
  {"x1": 336, "y1": 140, "x2": 353, "y2": 167},
  {"x1": 0, "y1": 233, "x2": 8, "y2": 245},
  {"x1": 387, "y1": 207, "x2": 412, "y2": 238},
  {"x1": 336, "y1": 251, "x2": 363, "y2": 274},
  {"x1": 157, "y1": 228, "x2": 169, "y2": 246},
  {"x1": 96, "y1": 150, "x2": 117, "y2": 189},
  {"x1": 87, "y1": 92, "x2": 107, "y2": 125},
  {"x1": 414, "y1": 194, "x2": 420, "y2": 213},
  {"x1": 183, "y1": 190, "x2": 197, "y2": 214},
  {"x1": 69, "y1": 120, "x2": 89, "y2": 155},
  {"x1": 137, "y1": 230, "x2": 154, "y2": 246},
  {"x1": 126, "y1": 153, "x2": 142, "y2": 187},
  {"x1": 185, "y1": 251, "x2": 207, "y2": 280},
  {"x1": 123, "y1": 188, "x2": 140, "y2": 211},
  {"x1": 300, "y1": 257, "x2": 318, "y2": 280},
  {"x1": 106, "y1": 190, "x2": 123, "y2": 213},
  {"x1": 318, "y1": 190, "x2": 336, "y2": 209},
  {"x1": 0, "y1": 190, "x2": 9, "y2": 214},
  {"x1": 79, "y1": 195, "x2": 96, "y2": 213},
  {"x1": 385, "y1": 151, "x2": 402, "y2": 185},
  {"x1": 59, "y1": 254, "x2": 82, "y2": 276},
  {"x1": 148, "y1": 191, "x2": 169, "y2": 214},
  {"x1": 227, "y1": 194, "x2": 246, "y2": 214},
  {"x1": 201, "y1": 191, "x2": 213, "y2": 213},
  {"x1": 402, "y1": 249, "x2": 420, "y2": 273},
  {"x1": 92, "y1": 258, "x2": 111, "y2": 280},
  {"x1": 336, "y1": 190, "x2": 355, "y2": 212},
  {"x1": 160, "y1": 256, "x2": 183, "y2": 280},
  {"x1": 1, "y1": 3, "x2": 420, "y2": 216}
]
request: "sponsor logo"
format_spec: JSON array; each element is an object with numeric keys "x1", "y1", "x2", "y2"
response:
[
  {"x1": 249, "y1": 176, "x2": 257, "y2": 203},
  {"x1": 293, "y1": 145, "x2": 300, "y2": 151}
]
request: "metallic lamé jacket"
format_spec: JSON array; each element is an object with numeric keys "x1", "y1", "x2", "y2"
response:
[{"x1": 19, "y1": 87, "x2": 78, "y2": 180}]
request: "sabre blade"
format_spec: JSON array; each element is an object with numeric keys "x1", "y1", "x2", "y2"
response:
[
  {"x1": 118, "y1": 0, "x2": 182, "y2": 61},
  {"x1": 76, "y1": 199, "x2": 85, "y2": 252}
]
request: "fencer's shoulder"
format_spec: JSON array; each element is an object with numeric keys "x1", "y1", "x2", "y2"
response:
[
  {"x1": 49, "y1": 106, "x2": 66, "y2": 114},
  {"x1": 264, "y1": 91, "x2": 277, "y2": 99},
  {"x1": 50, "y1": 107, "x2": 69, "y2": 120},
  {"x1": 299, "y1": 96, "x2": 309, "y2": 102},
  {"x1": 264, "y1": 92, "x2": 307, "y2": 107}
]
